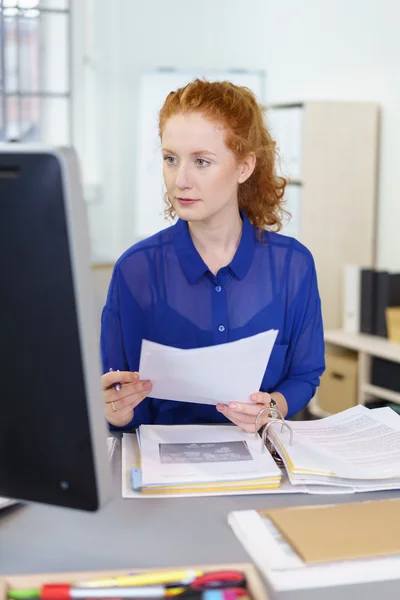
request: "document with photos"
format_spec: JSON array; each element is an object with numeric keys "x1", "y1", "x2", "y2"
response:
[
  {"x1": 122, "y1": 433, "x2": 305, "y2": 499},
  {"x1": 137, "y1": 424, "x2": 281, "y2": 487},
  {"x1": 121, "y1": 405, "x2": 400, "y2": 498},
  {"x1": 138, "y1": 329, "x2": 278, "y2": 405}
]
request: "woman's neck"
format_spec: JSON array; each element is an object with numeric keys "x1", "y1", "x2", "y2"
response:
[{"x1": 188, "y1": 208, "x2": 243, "y2": 275}]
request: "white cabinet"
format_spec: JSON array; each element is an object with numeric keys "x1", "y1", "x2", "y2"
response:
[{"x1": 267, "y1": 102, "x2": 380, "y2": 329}]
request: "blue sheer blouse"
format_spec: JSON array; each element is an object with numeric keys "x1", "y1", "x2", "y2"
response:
[{"x1": 101, "y1": 212, "x2": 325, "y2": 427}]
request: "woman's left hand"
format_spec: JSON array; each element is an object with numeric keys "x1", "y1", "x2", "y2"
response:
[{"x1": 216, "y1": 392, "x2": 287, "y2": 433}]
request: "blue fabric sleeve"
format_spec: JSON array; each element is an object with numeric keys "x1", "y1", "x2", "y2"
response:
[
  {"x1": 273, "y1": 256, "x2": 325, "y2": 419},
  {"x1": 100, "y1": 265, "x2": 153, "y2": 430}
]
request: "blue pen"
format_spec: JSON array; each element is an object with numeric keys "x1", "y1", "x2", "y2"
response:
[{"x1": 109, "y1": 367, "x2": 121, "y2": 391}]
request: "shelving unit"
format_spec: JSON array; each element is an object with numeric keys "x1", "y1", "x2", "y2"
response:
[
  {"x1": 325, "y1": 329, "x2": 400, "y2": 404},
  {"x1": 267, "y1": 101, "x2": 380, "y2": 329},
  {"x1": 309, "y1": 329, "x2": 400, "y2": 418}
]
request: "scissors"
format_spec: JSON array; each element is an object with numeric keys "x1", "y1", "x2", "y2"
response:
[{"x1": 177, "y1": 570, "x2": 248, "y2": 596}]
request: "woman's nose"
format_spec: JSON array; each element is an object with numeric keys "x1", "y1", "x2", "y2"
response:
[{"x1": 175, "y1": 163, "x2": 192, "y2": 189}]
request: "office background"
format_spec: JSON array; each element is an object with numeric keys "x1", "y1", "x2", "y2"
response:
[
  {"x1": 81, "y1": 0, "x2": 400, "y2": 272},
  {"x1": 1, "y1": 0, "x2": 400, "y2": 415},
  {"x1": 1, "y1": 0, "x2": 399, "y2": 271}
]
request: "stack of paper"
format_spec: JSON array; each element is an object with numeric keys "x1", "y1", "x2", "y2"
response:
[
  {"x1": 123, "y1": 424, "x2": 281, "y2": 497},
  {"x1": 228, "y1": 499, "x2": 400, "y2": 591},
  {"x1": 268, "y1": 404, "x2": 400, "y2": 491},
  {"x1": 121, "y1": 405, "x2": 400, "y2": 498}
]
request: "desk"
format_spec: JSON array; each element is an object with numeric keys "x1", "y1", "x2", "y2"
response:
[{"x1": 1, "y1": 442, "x2": 400, "y2": 600}]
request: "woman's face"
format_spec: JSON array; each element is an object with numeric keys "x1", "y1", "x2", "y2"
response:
[{"x1": 161, "y1": 112, "x2": 252, "y2": 225}]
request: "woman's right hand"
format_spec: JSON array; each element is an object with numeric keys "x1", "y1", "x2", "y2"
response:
[{"x1": 102, "y1": 371, "x2": 152, "y2": 427}]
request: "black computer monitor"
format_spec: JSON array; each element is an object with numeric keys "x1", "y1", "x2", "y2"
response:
[{"x1": 0, "y1": 146, "x2": 111, "y2": 511}]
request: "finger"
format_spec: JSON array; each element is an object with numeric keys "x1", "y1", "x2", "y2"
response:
[
  {"x1": 250, "y1": 392, "x2": 271, "y2": 404},
  {"x1": 217, "y1": 404, "x2": 260, "y2": 425},
  {"x1": 217, "y1": 402, "x2": 272, "y2": 430},
  {"x1": 106, "y1": 400, "x2": 135, "y2": 419},
  {"x1": 105, "y1": 380, "x2": 152, "y2": 404},
  {"x1": 224, "y1": 410, "x2": 257, "y2": 425},
  {"x1": 107, "y1": 391, "x2": 147, "y2": 414},
  {"x1": 102, "y1": 370, "x2": 139, "y2": 388},
  {"x1": 106, "y1": 403, "x2": 135, "y2": 425},
  {"x1": 221, "y1": 410, "x2": 257, "y2": 433},
  {"x1": 224, "y1": 401, "x2": 266, "y2": 417}
]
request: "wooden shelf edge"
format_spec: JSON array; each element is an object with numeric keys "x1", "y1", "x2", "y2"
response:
[
  {"x1": 362, "y1": 383, "x2": 400, "y2": 404},
  {"x1": 324, "y1": 329, "x2": 400, "y2": 363}
]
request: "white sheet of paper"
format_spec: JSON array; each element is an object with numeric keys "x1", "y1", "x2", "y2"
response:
[
  {"x1": 137, "y1": 424, "x2": 281, "y2": 486},
  {"x1": 138, "y1": 329, "x2": 278, "y2": 405}
]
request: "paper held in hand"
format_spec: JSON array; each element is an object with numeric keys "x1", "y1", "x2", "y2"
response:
[{"x1": 138, "y1": 329, "x2": 278, "y2": 405}]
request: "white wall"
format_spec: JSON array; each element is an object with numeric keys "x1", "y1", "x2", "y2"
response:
[
  {"x1": 262, "y1": 0, "x2": 400, "y2": 271},
  {"x1": 75, "y1": 0, "x2": 271, "y2": 260},
  {"x1": 74, "y1": 0, "x2": 400, "y2": 270}
]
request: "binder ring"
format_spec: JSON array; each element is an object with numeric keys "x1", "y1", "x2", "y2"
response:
[
  {"x1": 254, "y1": 405, "x2": 286, "y2": 439},
  {"x1": 261, "y1": 419, "x2": 294, "y2": 454}
]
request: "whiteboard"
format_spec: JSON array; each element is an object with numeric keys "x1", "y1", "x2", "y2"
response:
[{"x1": 135, "y1": 69, "x2": 265, "y2": 239}]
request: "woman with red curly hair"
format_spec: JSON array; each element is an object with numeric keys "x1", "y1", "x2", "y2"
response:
[{"x1": 101, "y1": 79, "x2": 325, "y2": 432}]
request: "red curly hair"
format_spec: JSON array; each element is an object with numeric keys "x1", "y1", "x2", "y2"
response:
[{"x1": 158, "y1": 78, "x2": 288, "y2": 233}]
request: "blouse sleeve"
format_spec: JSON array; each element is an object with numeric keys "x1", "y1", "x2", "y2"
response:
[
  {"x1": 273, "y1": 255, "x2": 326, "y2": 418},
  {"x1": 100, "y1": 263, "x2": 153, "y2": 429}
]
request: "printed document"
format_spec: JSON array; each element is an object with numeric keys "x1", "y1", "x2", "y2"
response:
[{"x1": 137, "y1": 424, "x2": 281, "y2": 486}]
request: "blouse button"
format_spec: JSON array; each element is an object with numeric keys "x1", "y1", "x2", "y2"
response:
[
  {"x1": 218, "y1": 325, "x2": 226, "y2": 332},
  {"x1": 215, "y1": 285, "x2": 222, "y2": 292}
]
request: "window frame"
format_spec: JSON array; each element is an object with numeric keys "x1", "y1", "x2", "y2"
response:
[{"x1": 0, "y1": 0, "x2": 72, "y2": 142}]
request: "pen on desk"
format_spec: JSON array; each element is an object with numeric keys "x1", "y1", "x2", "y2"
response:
[
  {"x1": 7, "y1": 585, "x2": 184, "y2": 600},
  {"x1": 109, "y1": 368, "x2": 121, "y2": 392},
  {"x1": 77, "y1": 571, "x2": 202, "y2": 589}
]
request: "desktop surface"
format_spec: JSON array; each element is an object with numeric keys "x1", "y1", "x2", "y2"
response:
[{"x1": 1, "y1": 439, "x2": 400, "y2": 600}]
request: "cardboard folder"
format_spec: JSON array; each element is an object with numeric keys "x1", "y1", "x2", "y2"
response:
[{"x1": 261, "y1": 498, "x2": 400, "y2": 564}]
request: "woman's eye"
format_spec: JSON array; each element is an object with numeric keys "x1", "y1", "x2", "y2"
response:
[
  {"x1": 196, "y1": 158, "x2": 209, "y2": 167},
  {"x1": 164, "y1": 156, "x2": 176, "y2": 165}
]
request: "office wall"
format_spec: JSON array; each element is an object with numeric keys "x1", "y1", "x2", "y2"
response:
[
  {"x1": 73, "y1": 0, "x2": 271, "y2": 260},
  {"x1": 262, "y1": 0, "x2": 400, "y2": 272},
  {"x1": 73, "y1": 0, "x2": 400, "y2": 271}
]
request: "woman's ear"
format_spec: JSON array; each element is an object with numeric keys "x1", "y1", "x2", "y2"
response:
[{"x1": 238, "y1": 152, "x2": 256, "y2": 184}]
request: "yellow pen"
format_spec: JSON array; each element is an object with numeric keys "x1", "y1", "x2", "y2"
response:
[{"x1": 77, "y1": 570, "x2": 203, "y2": 588}]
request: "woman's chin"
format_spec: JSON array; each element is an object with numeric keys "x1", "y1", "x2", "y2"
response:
[{"x1": 174, "y1": 203, "x2": 205, "y2": 221}]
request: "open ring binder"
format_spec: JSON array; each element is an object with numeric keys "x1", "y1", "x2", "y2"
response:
[{"x1": 254, "y1": 405, "x2": 294, "y2": 458}]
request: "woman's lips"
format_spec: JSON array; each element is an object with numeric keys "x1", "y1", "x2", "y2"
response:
[{"x1": 176, "y1": 198, "x2": 200, "y2": 205}]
